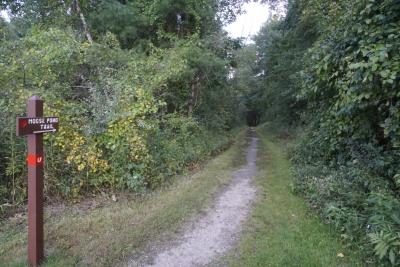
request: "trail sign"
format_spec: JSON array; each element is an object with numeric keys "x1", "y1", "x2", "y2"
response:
[
  {"x1": 16, "y1": 117, "x2": 59, "y2": 136},
  {"x1": 16, "y1": 96, "x2": 59, "y2": 267}
]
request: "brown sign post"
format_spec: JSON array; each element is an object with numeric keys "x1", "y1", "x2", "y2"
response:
[{"x1": 16, "y1": 96, "x2": 59, "y2": 267}]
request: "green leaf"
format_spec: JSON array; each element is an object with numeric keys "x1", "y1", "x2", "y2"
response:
[{"x1": 389, "y1": 249, "x2": 395, "y2": 265}]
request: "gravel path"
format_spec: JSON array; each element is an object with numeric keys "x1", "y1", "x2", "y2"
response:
[{"x1": 136, "y1": 133, "x2": 258, "y2": 267}]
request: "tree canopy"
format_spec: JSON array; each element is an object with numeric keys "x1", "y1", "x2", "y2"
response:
[
  {"x1": 238, "y1": 0, "x2": 400, "y2": 265},
  {"x1": 1, "y1": 0, "x2": 399, "y2": 265},
  {"x1": 0, "y1": 0, "x2": 249, "y2": 204}
]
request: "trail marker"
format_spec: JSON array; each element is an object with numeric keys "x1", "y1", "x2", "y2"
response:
[{"x1": 16, "y1": 96, "x2": 59, "y2": 266}]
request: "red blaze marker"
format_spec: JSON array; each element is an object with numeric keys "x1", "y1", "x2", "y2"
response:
[
  {"x1": 27, "y1": 154, "x2": 44, "y2": 166},
  {"x1": 20, "y1": 119, "x2": 28, "y2": 128}
]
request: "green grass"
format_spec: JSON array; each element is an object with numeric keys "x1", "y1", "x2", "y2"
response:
[
  {"x1": 1, "y1": 127, "x2": 365, "y2": 267},
  {"x1": 0, "y1": 130, "x2": 247, "y2": 267},
  {"x1": 226, "y1": 125, "x2": 363, "y2": 267}
]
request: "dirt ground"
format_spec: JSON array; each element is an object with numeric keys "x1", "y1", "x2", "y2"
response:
[{"x1": 131, "y1": 133, "x2": 258, "y2": 267}]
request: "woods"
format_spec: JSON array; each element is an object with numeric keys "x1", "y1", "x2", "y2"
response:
[
  {"x1": 241, "y1": 0, "x2": 400, "y2": 265},
  {"x1": 1, "y1": 0, "x2": 400, "y2": 266},
  {"x1": 0, "y1": 0, "x2": 248, "y2": 206}
]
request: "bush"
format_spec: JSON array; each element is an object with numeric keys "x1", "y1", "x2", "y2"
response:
[
  {"x1": 0, "y1": 25, "x2": 241, "y2": 209},
  {"x1": 291, "y1": 128, "x2": 400, "y2": 265}
]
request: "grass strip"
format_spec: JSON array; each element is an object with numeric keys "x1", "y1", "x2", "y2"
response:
[
  {"x1": 226, "y1": 126, "x2": 363, "y2": 267},
  {"x1": 0, "y1": 130, "x2": 247, "y2": 267}
]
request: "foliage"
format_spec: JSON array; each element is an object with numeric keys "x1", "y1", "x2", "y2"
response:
[
  {"x1": 227, "y1": 125, "x2": 363, "y2": 266},
  {"x1": 0, "y1": 130, "x2": 246, "y2": 266},
  {"x1": 295, "y1": 2, "x2": 400, "y2": 264},
  {"x1": 242, "y1": 0, "x2": 400, "y2": 265},
  {"x1": 0, "y1": 0, "x2": 246, "y2": 210}
]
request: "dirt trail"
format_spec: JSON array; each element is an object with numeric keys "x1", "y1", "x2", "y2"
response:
[{"x1": 134, "y1": 132, "x2": 258, "y2": 267}]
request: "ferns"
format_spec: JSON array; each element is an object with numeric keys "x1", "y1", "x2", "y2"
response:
[{"x1": 369, "y1": 230, "x2": 400, "y2": 265}]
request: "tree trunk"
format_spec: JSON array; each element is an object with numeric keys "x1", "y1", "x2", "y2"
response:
[
  {"x1": 188, "y1": 76, "x2": 200, "y2": 116},
  {"x1": 74, "y1": 0, "x2": 93, "y2": 44}
]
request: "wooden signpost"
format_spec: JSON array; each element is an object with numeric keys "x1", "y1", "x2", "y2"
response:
[{"x1": 16, "y1": 96, "x2": 59, "y2": 267}]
